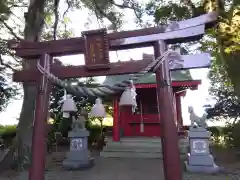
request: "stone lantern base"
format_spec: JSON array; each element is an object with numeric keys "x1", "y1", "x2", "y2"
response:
[
  {"x1": 184, "y1": 127, "x2": 221, "y2": 173},
  {"x1": 62, "y1": 130, "x2": 94, "y2": 170}
]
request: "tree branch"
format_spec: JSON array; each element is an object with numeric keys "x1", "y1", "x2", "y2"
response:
[
  {"x1": 0, "y1": 17, "x2": 22, "y2": 41},
  {"x1": 10, "y1": 4, "x2": 28, "y2": 8},
  {"x1": 10, "y1": 10, "x2": 25, "y2": 25},
  {"x1": 110, "y1": 0, "x2": 143, "y2": 27},
  {"x1": 91, "y1": 0, "x2": 143, "y2": 30},
  {"x1": 53, "y1": 0, "x2": 60, "y2": 40},
  {"x1": 63, "y1": 0, "x2": 71, "y2": 18},
  {"x1": 92, "y1": 0, "x2": 110, "y2": 19},
  {"x1": 91, "y1": 0, "x2": 117, "y2": 29},
  {"x1": 0, "y1": 54, "x2": 17, "y2": 71},
  {"x1": 180, "y1": 0, "x2": 198, "y2": 17}
]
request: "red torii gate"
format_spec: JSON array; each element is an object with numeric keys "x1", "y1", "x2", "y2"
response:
[{"x1": 8, "y1": 12, "x2": 217, "y2": 180}]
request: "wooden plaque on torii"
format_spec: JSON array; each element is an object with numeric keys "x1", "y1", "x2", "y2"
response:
[{"x1": 82, "y1": 28, "x2": 110, "y2": 70}]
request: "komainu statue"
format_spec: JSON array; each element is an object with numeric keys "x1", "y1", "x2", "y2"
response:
[
  {"x1": 188, "y1": 106, "x2": 208, "y2": 129},
  {"x1": 72, "y1": 109, "x2": 88, "y2": 131}
]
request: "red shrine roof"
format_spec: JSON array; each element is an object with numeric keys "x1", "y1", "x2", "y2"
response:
[{"x1": 103, "y1": 70, "x2": 201, "y2": 89}]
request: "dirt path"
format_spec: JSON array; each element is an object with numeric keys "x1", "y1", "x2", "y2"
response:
[{"x1": 0, "y1": 153, "x2": 239, "y2": 180}]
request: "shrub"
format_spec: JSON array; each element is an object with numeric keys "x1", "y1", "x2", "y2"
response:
[
  {"x1": 57, "y1": 118, "x2": 72, "y2": 137},
  {"x1": 0, "y1": 125, "x2": 17, "y2": 147},
  {"x1": 0, "y1": 125, "x2": 17, "y2": 138},
  {"x1": 47, "y1": 119, "x2": 106, "y2": 151},
  {"x1": 86, "y1": 123, "x2": 106, "y2": 150},
  {"x1": 208, "y1": 127, "x2": 221, "y2": 137},
  {"x1": 221, "y1": 121, "x2": 240, "y2": 150}
]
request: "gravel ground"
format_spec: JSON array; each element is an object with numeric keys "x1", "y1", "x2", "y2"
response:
[{"x1": 0, "y1": 156, "x2": 239, "y2": 180}]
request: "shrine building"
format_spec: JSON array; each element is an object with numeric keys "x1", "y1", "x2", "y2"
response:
[{"x1": 103, "y1": 70, "x2": 201, "y2": 140}]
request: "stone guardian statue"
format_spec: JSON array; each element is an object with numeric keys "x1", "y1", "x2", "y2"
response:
[
  {"x1": 72, "y1": 109, "x2": 88, "y2": 131},
  {"x1": 188, "y1": 106, "x2": 208, "y2": 129}
]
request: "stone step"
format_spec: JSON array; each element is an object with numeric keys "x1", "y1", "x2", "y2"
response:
[
  {"x1": 109, "y1": 137, "x2": 162, "y2": 144},
  {"x1": 121, "y1": 137, "x2": 161, "y2": 141},
  {"x1": 106, "y1": 138, "x2": 162, "y2": 149},
  {"x1": 103, "y1": 145, "x2": 187, "y2": 155},
  {"x1": 106, "y1": 142, "x2": 161, "y2": 148},
  {"x1": 100, "y1": 151, "x2": 162, "y2": 159},
  {"x1": 107, "y1": 137, "x2": 188, "y2": 144},
  {"x1": 106, "y1": 139, "x2": 188, "y2": 149},
  {"x1": 104, "y1": 147, "x2": 162, "y2": 153},
  {"x1": 105, "y1": 146, "x2": 162, "y2": 152},
  {"x1": 105, "y1": 142, "x2": 161, "y2": 152},
  {"x1": 102, "y1": 138, "x2": 189, "y2": 158}
]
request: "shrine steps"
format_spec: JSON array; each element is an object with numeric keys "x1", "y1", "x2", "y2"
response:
[
  {"x1": 101, "y1": 137, "x2": 188, "y2": 159},
  {"x1": 101, "y1": 137, "x2": 162, "y2": 159}
]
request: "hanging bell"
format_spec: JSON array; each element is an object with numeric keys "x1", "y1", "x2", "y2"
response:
[
  {"x1": 90, "y1": 98, "x2": 106, "y2": 118},
  {"x1": 61, "y1": 94, "x2": 77, "y2": 114},
  {"x1": 119, "y1": 87, "x2": 137, "y2": 106}
]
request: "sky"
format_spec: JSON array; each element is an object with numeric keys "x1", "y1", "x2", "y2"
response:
[{"x1": 0, "y1": 0, "x2": 220, "y2": 126}]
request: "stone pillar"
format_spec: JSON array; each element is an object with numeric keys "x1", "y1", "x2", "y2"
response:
[
  {"x1": 63, "y1": 130, "x2": 93, "y2": 170},
  {"x1": 112, "y1": 99, "x2": 120, "y2": 142},
  {"x1": 185, "y1": 127, "x2": 220, "y2": 173}
]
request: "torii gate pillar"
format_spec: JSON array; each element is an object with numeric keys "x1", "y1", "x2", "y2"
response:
[
  {"x1": 154, "y1": 40, "x2": 182, "y2": 180},
  {"x1": 29, "y1": 54, "x2": 52, "y2": 180}
]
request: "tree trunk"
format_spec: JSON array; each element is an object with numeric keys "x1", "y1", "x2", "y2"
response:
[
  {"x1": 216, "y1": 3, "x2": 240, "y2": 99},
  {"x1": 226, "y1": 52, "x2": 240, "y2": 98},
  {"x1": 16, "y1": 84, "x2": 37, "y2": 169},
  {"x1": 15, "y1": 0, "x2": 47, "y2": 170}
]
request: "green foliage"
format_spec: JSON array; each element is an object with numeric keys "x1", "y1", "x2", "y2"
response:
[
  {"x1": 196, "y1": 123, "x2": 240, "y2": 150},
  {"x1": 207, "y1": 126, "x2": 222, "y2": 137},
  {"x1": 86, "y1": 122, "x2": 106, "y2": 150},
  {"x1": 0, "y1": 124, "x2": 17, "y2": 137},
  {"x1": 0, "y1": 0, "x2": 13, "y2": 21},
  {"x1": 0, "y1": 0, "x2": 21, "y2": 112},
  {"x1": 205, "y1": 89, "x2": 240, "y2": 118},
  {"x1": 0, "y1": 125, "x2": 17, "y2": 147},
  {"x1": 49, "y1": 77, "x2": 113, "y2": 134},
  {"x1": 152, "y1": 3, "x2": 191, "y2": 24},
  {"x1": 49, "y1": 78, "x2": 96, "y2": 123},
  {"x1": 57, "y1": 117, "x2": 71, "y2": 137},
  {"x1": 199, "y1": 2, "x2": 240, "y2": 119},
  {"x1": 80, "y1": 0, "x2": 143, "y2": 29},
  {"x1": 221, "y1": 121, "x2": 240, "y2": 150},
  {"x1": 0, "y1": 74, "x2": 17, "y2": 112}
]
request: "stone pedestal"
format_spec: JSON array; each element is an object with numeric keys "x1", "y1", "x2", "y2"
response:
[
  {"x1": 185, "y1": 127, "x2": 220, "y2": 173},
  {"x1": 62, "y1": 130, "x2": 94, "y2": 170}
]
